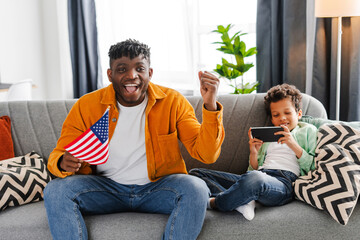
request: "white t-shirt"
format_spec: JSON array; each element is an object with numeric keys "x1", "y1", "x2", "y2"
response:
[
  {"x1": 259, "y1": 142, "x2": 300, "y2": 176},
  {"x1": 97, "y1": 95, "x2": 150, "y2": 185}
]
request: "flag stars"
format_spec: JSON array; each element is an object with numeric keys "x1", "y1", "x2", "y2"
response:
[
  {"x1": 65, "y1": 108, "x2": 110, "y2": 165},
  {"x1": 90, "y1": 110, "x2": 109, "y2": 143}
]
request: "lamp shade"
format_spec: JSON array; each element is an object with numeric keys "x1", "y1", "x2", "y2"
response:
[{"x1": 315, "y1": 0, "x2": 360, "y2": 17}]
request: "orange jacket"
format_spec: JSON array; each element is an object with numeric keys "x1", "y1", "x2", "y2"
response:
[{"x1": 47, "y1": 83, "x2": 225, "y2": 181}]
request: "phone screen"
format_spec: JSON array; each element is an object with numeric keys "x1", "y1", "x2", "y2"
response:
[{"x1": 251, "y1": 126, "x2": 284, "y2": 142}]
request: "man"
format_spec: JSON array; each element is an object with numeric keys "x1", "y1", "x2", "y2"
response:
[{"x1": 44, "y1": 39, "x2": 225, "y2": 240}]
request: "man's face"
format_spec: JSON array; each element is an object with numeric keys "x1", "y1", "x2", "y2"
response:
[{"x1": 107, "y1": 55, "x2": 153, "y2": 107}]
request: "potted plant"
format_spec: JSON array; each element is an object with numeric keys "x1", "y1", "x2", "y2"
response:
[{"x1": 213, "y1": 24, "x2": 258, "y2": 94}]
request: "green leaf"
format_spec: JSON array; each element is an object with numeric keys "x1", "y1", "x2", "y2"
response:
[
  {"x1": 212, "y1": 24, "x2": 258, "y2": 94},
  {"x1": 212, "y1": 41, "x2": 225, "y2": 45},
  {"x1": 214, "y1": 64, "x2": 225, "y2": 76},
  {"x1": 245, "y1": 47, "x2": 257, "y2": 57},
  {"x1": 216, "y1": 47, "x2": 233, "y2": 54},
  {"x1": 239, "y1": 63, "x2": 254, "y2": 73},
  {"x1": 235, "y1": 55, "x2": 244, "y2": 67},
  {"x1": 221, "y1": 34, "x2": 230, "y2": 43},
  {"x1": 230, "y1": 70, "x2": 240, "y2": 79},
  {"x1": 242, "y1": 82, "x2": 259, "y2": 94},
  {"x1": 221, "y1": 65, "x2": 230, "y2": 78},
  {"x1": 225, "y1": 24, "x2": 232, "y2": 32},
  {"x1": 224, "y1": 62, "x2": 237, "y2": 69},
  {"x1": 239, "y1": 41, "x2": 246, "y2": 55},
  {"x1": 221, "y1": 58, "x2": 229, "y2": 64},
  {"x1": 217, "y1": 25, "x2": 226, "y2": 33},
  {"x1": 230, "y1": 31, "x2": 241, "y2": 42},
  {"x1": 233, "y1": 36, "x2": 240, "y2": 54},
  {"x1": 217, "y1": 46, "x2": 228, "y2": 51}
]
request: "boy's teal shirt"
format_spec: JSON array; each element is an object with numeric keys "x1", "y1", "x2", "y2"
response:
[{"x1": 248, "y1": 122, "x2": 318, "y2": 176}]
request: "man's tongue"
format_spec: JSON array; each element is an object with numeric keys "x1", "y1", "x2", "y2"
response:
[{"x1": 125, "y1": 86, "x2": 137, "y2": 93}]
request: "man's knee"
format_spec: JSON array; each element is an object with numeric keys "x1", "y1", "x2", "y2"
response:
[
  {"x1": 44, "y1": 179, "x2": 61, "y2": 202},
  {"x1": 177, "y1": 174, "x2": 210, "y2": 203},
  {"x1": 44, "y1": 176, "x2": 76, "y2": 202}
]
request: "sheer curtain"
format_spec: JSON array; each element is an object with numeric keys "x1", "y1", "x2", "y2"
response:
[
  {"x1": 95, "y1": 0, "x2": 194, "y2": 95},
  {"x1": 95, "y1": 0, "x2": 257, "y2": 95}
]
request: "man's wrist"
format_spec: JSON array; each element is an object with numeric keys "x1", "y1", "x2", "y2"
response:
[
  {"x1": 204, "y1": 101, "x2": 219, "y2": 111},
  {"x1": 57, "y1": 155, "x2": 65, "y2": 172}
]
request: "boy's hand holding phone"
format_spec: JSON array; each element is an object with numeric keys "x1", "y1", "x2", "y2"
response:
[
  {"x1": 248, "y1": 128, "x2": 264, "y2": 170},
  {"x1": 248, "y1": 128, "x2": 263, "y2": 154},
  {"x1": 276, "y1": 125, "x2": 292, "y2": 145},
  {"x1": 276, "y1": 125, "x2": 303, "y2": 158}
]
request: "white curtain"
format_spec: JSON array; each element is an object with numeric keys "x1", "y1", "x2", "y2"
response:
[{"x1": 95, "y1": 0, "x2": 257, "y2": 95}]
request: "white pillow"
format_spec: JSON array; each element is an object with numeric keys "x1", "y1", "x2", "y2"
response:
[{"x1": 0, "y1": 152, "x2": 51, "y2": 211}]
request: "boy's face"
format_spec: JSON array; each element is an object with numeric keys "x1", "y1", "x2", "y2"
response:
[
  {"x1": 270, "y1": 97, "x2": 302, "y2": 131},
  {"x1": 107, "y1": 54, "x2": 153, "y2": 107}
]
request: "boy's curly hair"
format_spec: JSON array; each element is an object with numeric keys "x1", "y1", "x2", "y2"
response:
[
  {"x1": 108, "y1": 39, "x2": 151, "y2": 67},
  {"x1": 264, "y1": 84, "x2": 302, "y2": 115}
]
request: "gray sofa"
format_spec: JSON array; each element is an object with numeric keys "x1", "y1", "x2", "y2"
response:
[{"x1": 0, "y1": 93, "x2": 359, "y2": 240}]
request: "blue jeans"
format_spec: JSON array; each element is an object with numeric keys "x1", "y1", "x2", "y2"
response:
[
  {"x1": 189, "y1": 168, "x2": 297, "y2": 212},
  {"x1": 43, "y1": 174, "x2": 209, "y2": 240}
]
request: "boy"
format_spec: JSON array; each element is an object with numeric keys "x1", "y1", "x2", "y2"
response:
[{"x1": 190, "y1": 84, "x2": 317, "y2": 220}]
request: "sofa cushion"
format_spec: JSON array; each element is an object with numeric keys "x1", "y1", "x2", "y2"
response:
[
  {"x1": 0, "y1": 152, "x2": 52, "y2": 211},
  {"x1": 300, "y1": 115, "x2": 360, "y2": 130},
  {"x1": 0, "y1": 116, "x2": 15, "y2": 160},
  {"x1": 1, "y1": 200, "x2": 359, "y2": 240},
  {"x1": 293, "y1": 123, "x2": 360, "y2": 225}
]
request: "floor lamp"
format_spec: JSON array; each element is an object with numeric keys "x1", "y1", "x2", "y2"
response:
[{"x1": 315, "y1": 0, "x2": 360, "y2": 120}]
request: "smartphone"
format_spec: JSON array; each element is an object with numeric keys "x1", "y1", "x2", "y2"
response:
[{"x1": 251, "y1": 126, "x2": 284, "y2": 142}]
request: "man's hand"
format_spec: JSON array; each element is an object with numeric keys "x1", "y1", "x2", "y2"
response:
[
  {"x1": 59, "y1": 151, "x2": 83, "y2": 173},
  {"x1": 198, "y1": 71, "x2": 220, "y2": 111}
]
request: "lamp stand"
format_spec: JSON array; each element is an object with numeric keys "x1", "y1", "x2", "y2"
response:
[{"x1": 335, "y1": 16, "x2": 342, "y2": 121}]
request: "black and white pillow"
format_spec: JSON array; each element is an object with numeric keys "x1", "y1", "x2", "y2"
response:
[
  {"x1": 293, "y1": 123, "x2": 360, "y2": 225},
  {"x1": 0, "y1": 151, "x2": 51, "y2": 211}
]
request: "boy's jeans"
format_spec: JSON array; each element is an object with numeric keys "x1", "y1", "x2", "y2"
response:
[
  {"x1": 189, "y1": 168, "x2": 297, "y2": 211},
  {"x1": 44, "y1": 174, "x2": 209, "y2": 240}
]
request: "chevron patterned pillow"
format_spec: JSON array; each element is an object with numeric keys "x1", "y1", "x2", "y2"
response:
[
  {"x1": 0, "y1": 151, "x2": 51, "y2": 211},
  {"x1": 293, "y1": 123, "x2": 360, "y2": 225}
]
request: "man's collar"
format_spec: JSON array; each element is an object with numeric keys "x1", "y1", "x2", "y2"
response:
[
  {"x1": 100, "y1": 84, "x2": 117, "y2": 107},
  {"x1": 147, "y1": 82, "x2": 166, "y2": 100}
]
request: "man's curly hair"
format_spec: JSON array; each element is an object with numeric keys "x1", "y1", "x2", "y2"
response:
[
  {"x1": 264, "y1": 84, "x2": 302, "y2": 115},
  {"x1": 108, "y1": 39, "x2": 151, "y2": 67}
]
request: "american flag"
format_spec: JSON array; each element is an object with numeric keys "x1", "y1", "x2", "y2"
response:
[{"x1": 64, "y1": 107, "x2": 110, "y2": 165}]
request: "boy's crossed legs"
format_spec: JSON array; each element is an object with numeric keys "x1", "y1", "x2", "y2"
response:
[{"x1": 190, "y1": 168, "x2": 297, "y2": 220}]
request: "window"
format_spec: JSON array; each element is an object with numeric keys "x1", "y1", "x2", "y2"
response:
[{"x1": 95, "y1": 0, "x2": 257, "y2": 95}]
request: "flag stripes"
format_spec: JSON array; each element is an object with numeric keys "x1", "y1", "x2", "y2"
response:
[{"x1": 65, "y1": 107, "x2": 110, "y2": 165}]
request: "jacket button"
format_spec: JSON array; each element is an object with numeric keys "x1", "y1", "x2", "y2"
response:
[{"x1": 112, "y1": 118, "x2": 117, "y2": 122}]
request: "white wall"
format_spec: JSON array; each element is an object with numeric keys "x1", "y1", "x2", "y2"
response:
[{"x1": 0, "y1": 0, "x2": 72, "y2": 100}]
